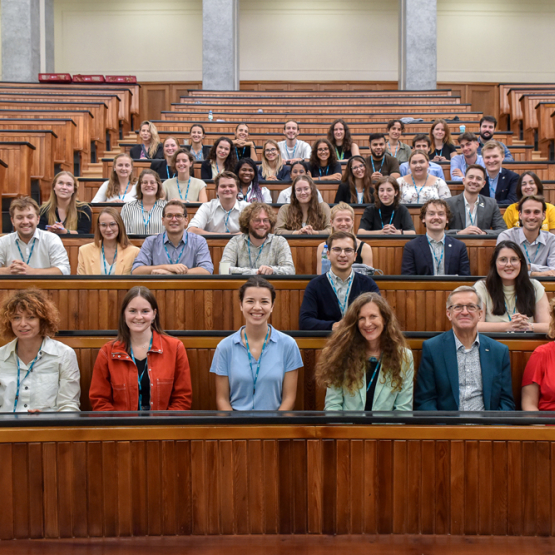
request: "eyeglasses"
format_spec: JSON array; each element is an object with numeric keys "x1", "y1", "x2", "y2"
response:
[
  {"x1": 99, "y1": 223, "x2": 118, "y2": 229},
  {"x1": 448, "y1": 304, "x2": 480, "y2": 313},
  {"x1": 330, "y1": 247, "x2": 355, "y2": 255},
  {"x1": 352, "y1": 165, "x2": 365, "y2": 172},
  {"x1": 252, "y1": 219, "x2": 270, "y2": 225},
  {"x1": 265, "y1": 148, "x2": 278, "y2": 154},
  {"x1": 317, "y1": 148, "x2": 330, "y2": 153},
  {"x1": 164, "y1": 214, "x2": 185, "y2": 220}
]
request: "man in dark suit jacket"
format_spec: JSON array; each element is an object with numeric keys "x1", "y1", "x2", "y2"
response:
[
  {"x1": 299, "y1": 231, "x2": 380, "y2": 330},
  {"x1": 446, "y1": 164, "x2": 507, "y2": 236},
  {"x1": 401, "y1": 199, "x2": 471, "y2": 276},
  {"x1": 479, "y1": 140, "x2": 519, "y2": 204},
  {"x1": 414, "y1": 286, "x2": 515, "y2": 411}
]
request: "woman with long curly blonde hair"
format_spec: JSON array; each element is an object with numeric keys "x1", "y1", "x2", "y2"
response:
[{"x1": 316, "y1": 292, "x2": 414, "y2": 411}]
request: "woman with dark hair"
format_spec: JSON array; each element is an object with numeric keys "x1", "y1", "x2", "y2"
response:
[
  {"x1": 429, "y1": 119, "x2": 457, "y2": 162},
  {"x1": 235, "y1": 158, "x2": 271, "y2": 203},
  {"x1": 150, "y1": 136, "x2": 180, "y2": 181},
  {"x1": 39, "y1": 171, "x2": 92, "y2": 234},
  {"x1": 200, "y1": 137, "x2": 237, "y2": 180},
  {"x1": 385, "y1": 119, "x2": 411, "y2": 163},
  {"x1": 259, "y1": 140, "x2": 291, "y2": 181},
  {"x1": 334, "y1": 156, "x2": 374, "y2": 204},
  {"x1": 130, "y1": 121, "x2": 164, "y2": 160},
  {"x1": 521, "y1": 298, "x2": 555, "y2": 410},
  {"x1": 77, "y1": 207, "x2": 140, "y2": 275},
  {"x1": 210, "y1": 276, "x2": 302, "y2": 411},
  {"x1": 277, "y1": 160, "x2": 320, "y2": 203},
  {"x1": 358, "y1": 177, "x2": 416, "y2": 235},
  {"x1": 92, "y1": 153, "x2": 138, "y2": 203},
  {"x1": 275, "y1": 175, "x2": 331, "y2": 235},
  {"x1": 233, "y1": 123, "x2": 258, "y2": 162},
  {"x1": 316, "y1": 292, "x2": 414, "y2": 411},
  {"x1": 89, "y1": 286, "x2": 193, "y2": 411},
  {"x1": 164, "y1": 149, "x2": 208, "y2": 203},
  {"x1": 327, "y1": 119, "x2": 360, "y2": 161},
  {"x1": 0, "y1": 289, "x2": 81, "y2": 412},
  {"x1": 475, "y1": 240, "x2": 549, "y2": 333},
  {"x1": 503, "y1": 172, "x2": 555, "y2": 232},
  {"x1": 187, "y1": 124, "x2": 211, "y2": 161},
  {"x1": 309, "y1": 138, "x2": 343, "y2": 181},
  {"x1": 121, "y1": 169, "x2": 168, "y2": 235}
]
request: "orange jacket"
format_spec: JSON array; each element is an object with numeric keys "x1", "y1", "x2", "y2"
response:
[{"x1": 89, "y1": 331, "x2": 192, "y2": 411}]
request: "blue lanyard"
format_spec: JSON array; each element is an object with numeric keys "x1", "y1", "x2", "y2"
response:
[
  {"x1": 141, "y1": 145, "x2": 149, "y2": 158},
  {"x1": 141, "y1": 201, "x2": 155, "y2": 232},
  {"x1": 118, "y1": 181, "x2": 131, "y2": 200},
  {"x1": 223, "y1": 208, "x2": 233, "y2": 233},
  {"x1": 243, "y1": 326, "x2": 271, "y2": 400},
  {"x1": 163, "y1": 232, "x2": 188, "y2": 264},
  {"x1": 235, "y1": 146, "x2": 247, "y2": 159},
  {"x1": 191, "y1": 146, "x2": 203, "y2": 161},
  {"x1": 130, "y1": 336, "x2": 153, "y2": 411},
  {"x1": 467, "y1": 203, "x2": 476, "y2": 226},
  {"x1": 326, "y1": 271, "x2": 355, "y2": 316},
  {"x1": 318, "y1": 165, "x2": 330, "y2": 177},
  {"x1": 166, "y1": 166, "x2": 176, "y2": 180},
  {"x1": 435, "y1": 146, "x2": 444, "y2": 158},
  {"x1": 366, "y1": 356, "x2": 382, "y2": 392},
  {"x1": 371, "y1": 156, "x2": 385, "y2": 174},
  {"x1": 101, "y1": 244, "x2": 117, "y2": 275},
  {"x1": 285, "y1": 141, "x2": 298, "y2": 159},
  {"x1": 14, "y1": 343, "x2": 41, "y2": 412},
  {"x1": 505, "y1": 297, "x2": 517, "y2": 321},
  {"x1": 176, "y1": 177, "x2": 191, "y2": 201},
  {"x1": 411, "y1": 174, "x2": 427, "y2": 203},
  {"x1": 247, "y1": 237, "x2": 267, "y2": 267},
  {"x1": 523, "y1": 242, "x2": 541, "y2": 266},
  {"x1": 378, "y1": 208, "x2": 394, "y2": 228},
  {"x1": 387, "y1": 141, "x2": 399, "y2": 158},
  {"x1": 427, "y1": 237, "x2": 444, "y2": 275},
  {"x1": 16, "y1": 237, "x2": 36, "y2": 264}
]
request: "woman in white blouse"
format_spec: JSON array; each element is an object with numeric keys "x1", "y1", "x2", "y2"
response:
[
  {"x1": 0, "y1": 289, "x2": 80, "y2": 412},
  {"x1": 92, "y1": 153, "x2": 138, "y2": 203},
  {"x1": 397, "y1": 150, "x2": 451, "y2": 204},
  {"x1": 121, "y1": 169, "x2": 167, "y2": 235}
]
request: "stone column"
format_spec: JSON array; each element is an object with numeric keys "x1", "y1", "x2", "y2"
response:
[
  {"x1": 398, "y1": 0, "x2": 437, "y2": 90},
  {"x1": 202, "y1": 0, "x2": 239, "y2": 91},
  {"x1": 1, "y1": 0, "x2": 54, "y2": 82}
]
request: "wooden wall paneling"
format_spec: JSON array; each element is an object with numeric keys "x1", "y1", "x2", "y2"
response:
[
  {"x1": 246, "y1": 439, "x2": 265, "y2": 534},
  {"x1": 115, "y1": 441, "x2": 133, "y2": 537},
  {"x1": 42, "y1": 442, "x2": 59, "y2": 538},
  {"x1": 449, "y1": 440, "x2": 464, "y2": 535},
  {"x1": 491, "y1": 441, "x2": 508, "y2": 536},
  {"x1": 535, "y1": 441, "x2": 551, "y2": 536},
  {"x1": 176, "y1": 440, "x2": 193, "y2": 535},
  {"x1": 232, "y1": 440, "x2": 249, "y2": 534},
  {"x1": 57, "y1": 442, "x2": 75, "y2": 538},
  {"x1": 478, "y1": 441, "x2": 493, "y2": 535},
  {"x1": 28, "y1": 442, "x2": 44, "y2": 539},
  {"x1": 130, "y1": 441, "x2": 148, "y2": 537},
  {"x1": 0, "y1": 443, "x2": 14, "y2": 540}
]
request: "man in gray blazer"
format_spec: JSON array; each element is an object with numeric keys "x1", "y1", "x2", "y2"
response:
[{"x1": 446, "y1": 164, "x2": 507, "y2": 236}]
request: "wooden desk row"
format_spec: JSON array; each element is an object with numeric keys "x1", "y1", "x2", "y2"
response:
[{"x1": 188, "y1": 89, "x2": 455, "y2": 98}]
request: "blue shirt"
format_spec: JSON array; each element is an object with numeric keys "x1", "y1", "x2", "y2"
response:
[
  {"x1": 487, "y1": 171, "x2": 500, "y2": 198},
  {"x1": 400, "y1": 160, "x2": 444, "y2": 179},
  {"x1": 132, "y1": 231, "x2": 214, "y2": 273},
  {"x1": 210, "y1": 326, "x2": 303, "y2": 410},
  {"x1": 450, "y1": 154, "x2": 485, "y2": 182}
]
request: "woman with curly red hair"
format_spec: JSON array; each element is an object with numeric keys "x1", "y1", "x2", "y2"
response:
[{"x1": 316, "y1": 292, "x2": 414, "y2": 411}]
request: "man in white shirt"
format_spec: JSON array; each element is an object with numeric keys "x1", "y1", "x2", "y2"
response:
[
  {"x1": 0, "y1": 197, "x2": 70, "y2": 275},
  {"x1": 187, "y1": 172, "x2": 248, "y2": 235},
  {"x1": 450, "y1": 132, "x2": 485, "y2": 182},
  {"x1": 278, "y1": 120, "x2": 312, "y2": 163}
]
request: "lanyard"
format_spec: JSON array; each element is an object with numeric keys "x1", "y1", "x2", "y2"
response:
[
  {"x1": 411, "y1": 174, "x2": 427, "y2": 203},
  {"x1": 487, "y1": 172, "x2": 498, "y2": 198},
  {"x1": 176, "y1": 177, "x2": 191, "y2": 201},
  {"x1": 166, "y1": 166, "x2": 176, "y2": 180},
  {"x1": 240, "y1": 184, "x2": 257, "y2": 203},
  {"x1": 505, "y1": 296, "x2": 517, "y2": 321},
  {"x1": 102, "y1": 244, "x2": 117, "y2": 275},
  {"x1": 244, "y1": 326, "x2": 271, "y2": 400},
  {"x1": 318, "y1": 165, "x2": 330, "y2": 177},
  {"x1": 141, "y1": 201, "x2": 155, "y2": 232},
  {"x1": 235, "y1": 146, "x2": 247, "y2": 159},
  {"x1": 336, "y1": 147, "x2": 345, "y2": 161},
  {"x1": 366, "y1": 356, "x2": 383, "y2": 392},
  {"x1": 285, "y1": 141, "x2": 298, "y2": 159},
  {"x1": 14, "y1": 343, "x2": 41, "y2": 412},
  {"x1": 141, "y1": 145, "x2": 149, "y2": 159},
  {"x1": 16, "y1": 237, "x2": 36, "y2": 264},
  {"x1": 247, "y1": 237, "x2": 267, "y2": 267},
  {"x1": 427, "y1": 237, "x2": 444, "y2": 275},
  {"x1": 118, "y1": 181, "x2": 131, "y2": 200},
  {"x1": 435, "y1": 146, "x2": 444, "y2": 158},
  {"x1": 387, "y1": 141, "x2": 399, "y2": 158},
  {"x1": 466, "y1": 203, "x2": 477, "y2": 226},
  {"x1": 130, "y1": 335, "x2": 153, "y2": 411},
  {"x1": 191, "y1": 145, "x2": 203, "y2": 161},
  {"x1": 523, "y1": 241, "x2": 541, "y2": 266},
  {"x1": 370, "y1": 156, "x2": 385, "y2": 174},
  {"x1": 163, "y1": 232, "x2": 188, "y2": 264},
  {"x1": 223, "y1": 208, "x2": 233, "y2": 233},
  {"x1": 327, "y1": 271, "x2": 354, "y2": 316},
  {"x1": 378, "y1": 208, "x2": 395, "y2": 228}
]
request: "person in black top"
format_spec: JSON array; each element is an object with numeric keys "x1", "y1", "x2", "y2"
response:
[
  {"x1": 358, "y1": 176, "x2": 415, "y2": 236},
  {"x1": 200, "y1": 137, "x2": 238, "y2": 180},
  {"x1": 38, "y1": 171, "x2": 92, "y2": 235},
  {"x1": 327, "y1": 119, "x2": 360, "y2": 161},
  {"x1": 129, "y1": 121, "x2": 164, "y2": 160},
  {"x1": 429, "y1": 119, "x2": 457, "y2": 162},
  {"x1": 150, "y1": 136, "x2": 180, "y2": 181},
  {"x1": 232, "y1": 123, "x2": 258, "y2": 162},
  {"x1": 186, "y1": 124, "x2": 212, "y2": 162},
  {"x1": 334, "y1": 156, "x2": 374, "y2": 205},
  {"x1": 309, "y1": 139, "x2": 342, "y2": 181}
]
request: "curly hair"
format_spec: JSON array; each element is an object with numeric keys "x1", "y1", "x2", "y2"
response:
[
  {"x1": 315, "y1": 293, "x2": 409, "y2": 395},
  {"x1": 309, "y1": 138, "x2": 338, "y2": 174},
  {"x1": 235, "y1": 158, "x2": 264, "y2": 202},
  {"x1": 342, "y1": 156, "x2": 373, "y2": 203},
  {"x1": 207, "y1": 137, "x2": 237, "y2": 172},
  {"x1": 0, "y1": 289, "x2": 60, "y2": 340},
  {"x1": 238, "y1": 202, "x2": 276, "y2": 234},
  {"x1": 327, "y1": 119, "x2": 353, "y2": 156},
  {"x1": 284, "y1": 175, "x2": 327, "y2": 231}
]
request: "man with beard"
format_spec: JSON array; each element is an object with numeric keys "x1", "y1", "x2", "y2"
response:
[
  {"x1": 365, "y1": 133, "x2": 401, "y2": 185},
  {"x1": 477, "y1": 116, "x2": 514, "y2": 162},
  {"x1": 278, "y1": 120, "x2": 312, "y2": 163},
  {"x1": 220, "y1": 202, "x2": 295, "y2": 275},
  {"x1": 478, "y1": 140, "x2": 519, "y2": 204}
]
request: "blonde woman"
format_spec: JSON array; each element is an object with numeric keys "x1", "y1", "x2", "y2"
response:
[
  {"x1": 92, "y1": 153, "x2": 138, "y2": 203},
  {"x1": 130, "y1": 120, "x2": 163, "y2": 160},
  {"x1": 39, "y1": 171, "x2": 91, "y2": 234},
  {"x1": 259, "y1": 140, "x2": 291, "y2": 181}
]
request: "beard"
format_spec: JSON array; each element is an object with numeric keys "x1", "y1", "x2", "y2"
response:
[
  {"x1": 480, "y1": 131, "x2": 493, "y2": 141},
  {"x1": 250, "y1": 228, "x2": 269, "y2": 240}
]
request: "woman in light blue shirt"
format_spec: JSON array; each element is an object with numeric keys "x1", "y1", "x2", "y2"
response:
[{"x1": 210, "y1": 276, "x2": 302, "y2": 411}]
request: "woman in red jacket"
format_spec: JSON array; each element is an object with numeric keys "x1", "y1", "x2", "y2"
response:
[{"x1": 89, "y1": 286, "x2": 192, "y2": 411}]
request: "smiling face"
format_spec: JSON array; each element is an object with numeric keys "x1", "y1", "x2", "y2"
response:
[
  {"x1": 163, "y1": 139, "x2": 179, "y2": 158},
  {"x1": 370, "y1": 138, "x2": 386, "y2": 158},
  {"x1": 480, "y1": 120, "x2": 496, "y2": 142},
  {"x1": 328, "y1": 237, "x2": 356, "y2": 274},
  {"x1": 216, "y1": 140, "x2": 231, "y2": 160},
  {"x1": 496, "y1": 247, "x2": 521, "y2": 285},
  {"x1": 519, "y1": 198, "x2": 545, "y2": 233},
  {"x1": 11, "y1": 310, "x2": 41, "y2": 342},
  {"x1": 377, "y1": 182, "x2": 397, "y2": 206},
  {"x1": 520, "y1": 174, "x2": 538, "y2": 196},
  {"x1": 290, "y1": 163, "x2": 307, "y2": 179},
  {"x1": 140, "y1": 173, "x2": 158, "y2": 197},
  {"x1": 333, "y1": 122, "x2": 345, "y2": 142},
  {"x1": 114, "y1": 156, "x2": 132, "y2": 180},
  {"x1": 175, "y1": 152, "x2": 191, "y2": 174},
  {"x1": 294, "y1": 179, "x2": 312, "y2": 204},
  {"x1": 483, "y1": 147, "x2": 503, "y2": 174},
  {"x1": 139, "y1": 124, "x2": 152, "y2": 143},
  {"x1": 162, "y1": 204, "x2": 188, "y2": 234},
  {"x1": 11, "y1": 207, "x2": 39, "y2": 240},
  {"x1": 264, "y1": 143, "x2": 278, "y2": 162},
  {"x1": 409, "y1": 154, "x2": 429, "y2": 176},
  {"x1": 236, "y1": 124, "x2": 249, "y2": 140},
  {"x1": 459, "y1": 139, "x2": 479, "y2": 159},
  {"x1": 423, "y1": 203, "x2": 447, "y2": 233},
  {"x1": 388, "y1": 122, "x2": 402, "y2": 140},
  {"x1": 249, "y1": 209, "x2": 271, "y2": 240},
  {"x1": 446, "y1": 291, "x2": 482, "y2": 335},
  {"x1": 98, "y1": 212, "x2": 119, "y2": 242},
  {"x1": 358, "y1": 302, "x2": 384, "y2": 346},
  {"x1": 217, "y1": 177, "x2": 238, "y2": 201},
  {"x1": 190, "y1": 125, "x2": 204, "y2": 144},
  {"x1": 124, "y1": 296, "x2": 157, "y2": 335},
  {"x1": 414, "y1": 139, "x2": 431, "y2": 154},
  {"x1": 240, "y1": 286, "x2": 273, "y2": 326},
  {"x1": 331, "y1": 210, "x2": 354, "y2": 233},
  {"x1": 238, "y1": 164, "x2": 255, "y2": 185},
  {"x1": 432, "y1": 123, "x2": 445, "y2": 141},
  {"x1": 284, "y1": 121, "x2": 299, "y2": 141},
  {"x1": 463, "y1": 168, "x2": 485, "y2": 195},
  {"x1": 351, "y1": 159, "x2": 366, "y2": 179},
  {"x1": 317, "y1": 142, "x2": 330, "y2": 163},
  {"x1": 53, "y1": 173, "x2": 76, "y2": 201}
]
